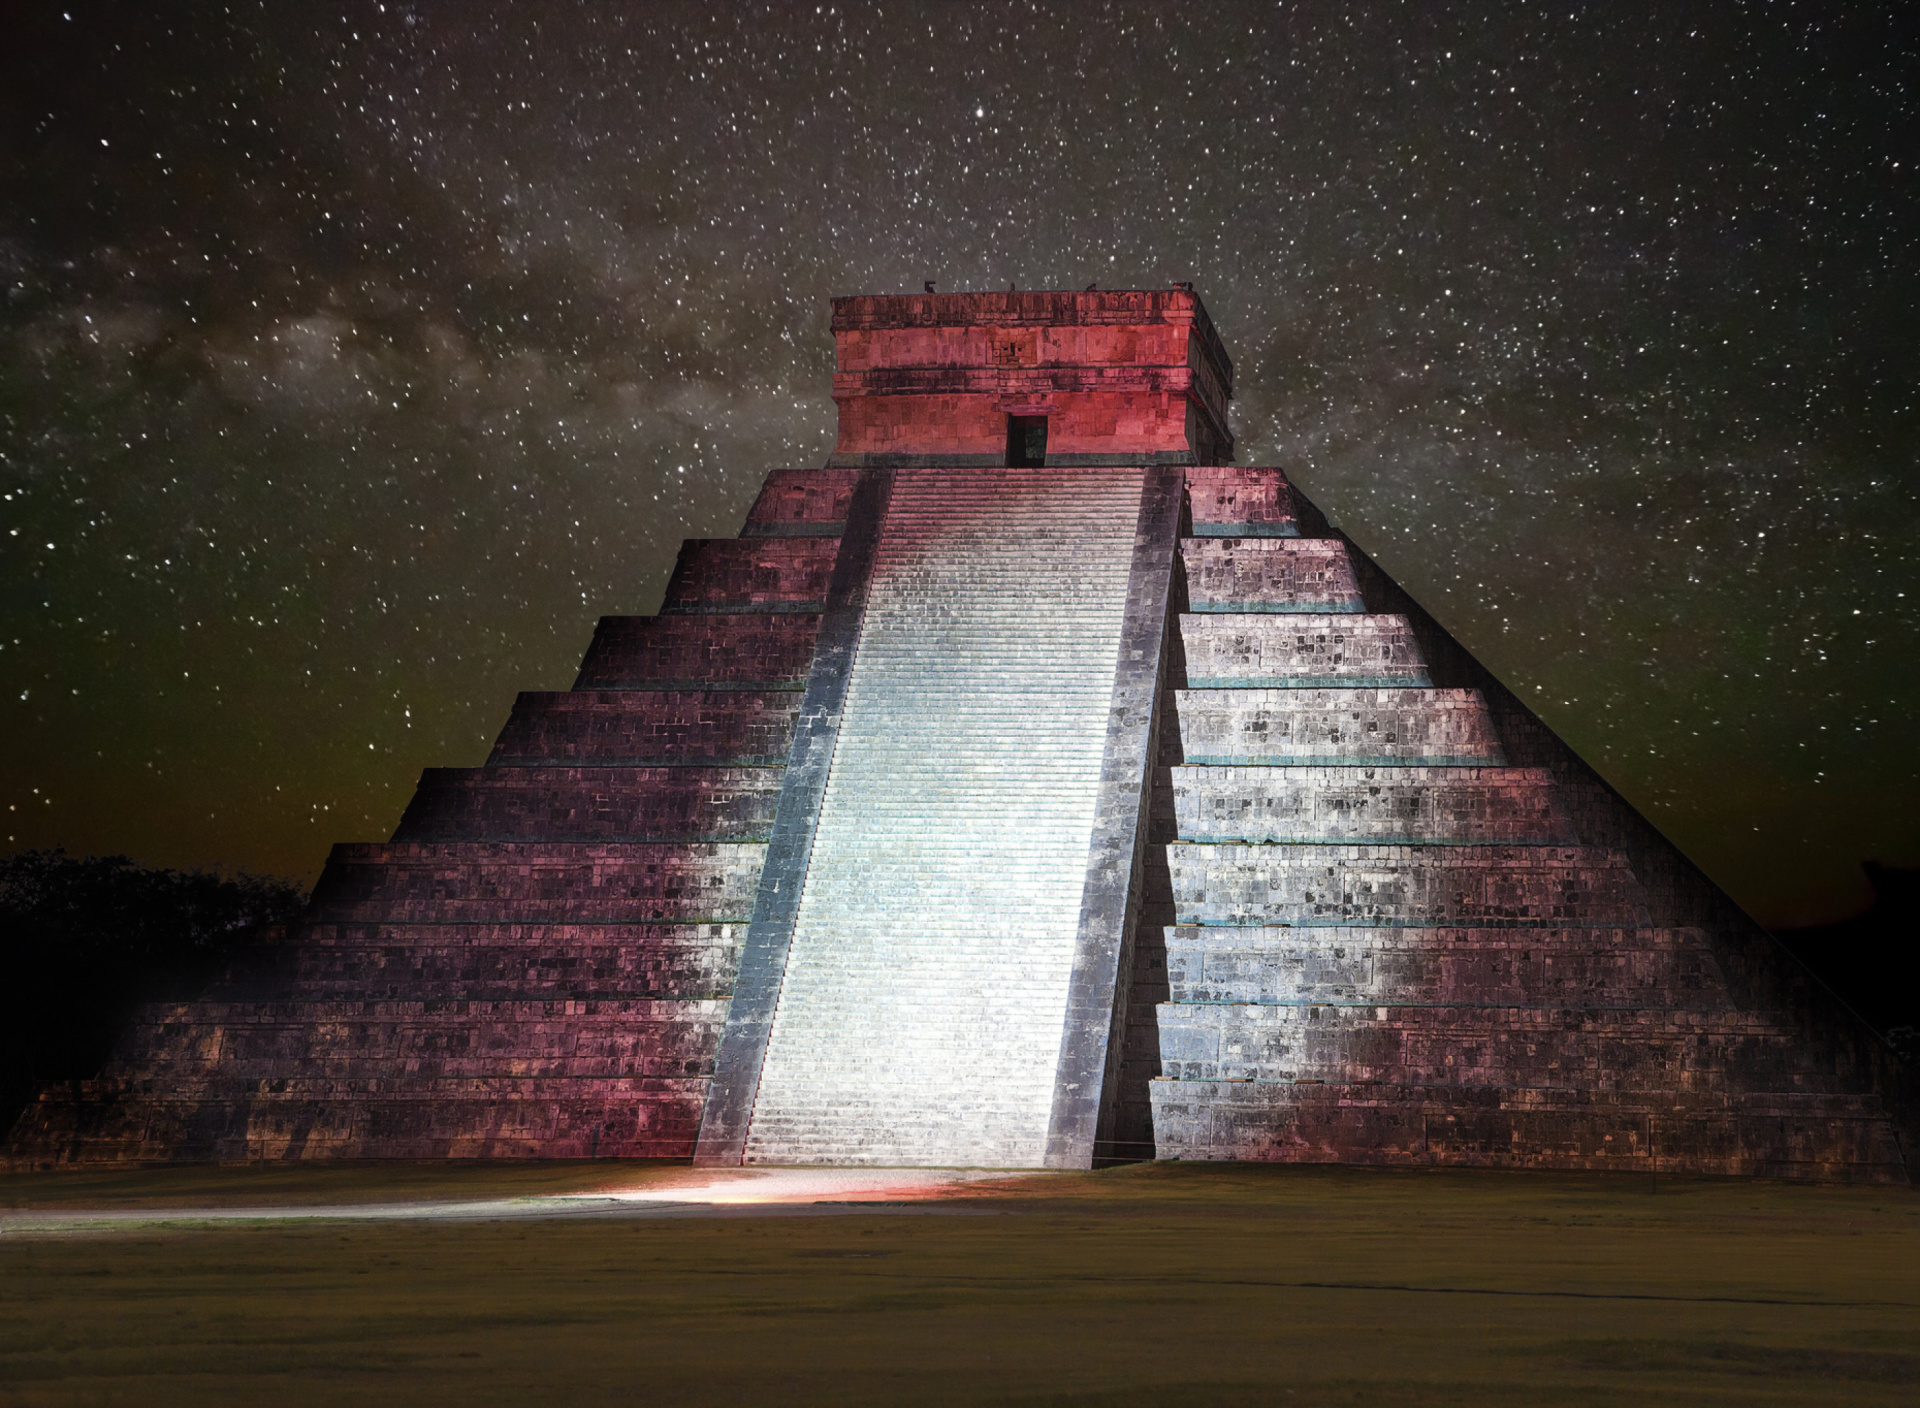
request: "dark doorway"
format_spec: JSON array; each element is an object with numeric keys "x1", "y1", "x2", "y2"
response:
[{"x1": 1006, "y1": 415, "x2": 1048, "y2": 467}]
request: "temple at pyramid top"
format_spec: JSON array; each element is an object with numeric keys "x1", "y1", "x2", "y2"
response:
[{"x1": 827, "y1": 289, "x2": 1235, "y2": 467}]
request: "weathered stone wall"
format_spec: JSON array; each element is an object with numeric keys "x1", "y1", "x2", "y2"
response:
[
  {"x1": 1172, "y1": 688, "x2": 1506, "y2": 766},
  {"x1": 573, "y1": 614, "x2": 818, "y2": 689},
  {"x1": 486, "y1": 690, "x2": 799, "y2": 766},
  {"x1": 1164, "y1": 926, "x2": 1732, "y2": 1009},
  {"x1": 1183, "y1": 538, "x2": 1364, "y2": 613},
  {"x1": 394, "y1": 768, "x2": 780, "y2": 843},
  {"x1": 1142, "y1": 465, "x2": 1912, "y2": 1180},
  {"x1": 741, "y1": 468, "x2": 856, "y2": 535},
  {"x1": 1171, "y1": 765, "x2": 1573, "y2": 845},
  {"x1": 660, "y1": 537, "x2": 838, "y2": 611},
  {"x1": 1181, "y1": 614, "x2": 1431, "y2": 688}
]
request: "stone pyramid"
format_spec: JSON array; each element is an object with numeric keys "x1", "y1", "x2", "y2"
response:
[{"x1": 10, "y1": 289, "x2": 1911, "y2": 1179}]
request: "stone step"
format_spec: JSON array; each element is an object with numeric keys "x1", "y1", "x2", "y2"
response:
[
  {"x1": 241, "y1": 921, "x2": 742, "y2": 999},
  {"x1": 392, "y1": 767, "x2": 782, "y2": 843},
  {"x1": 1172, "y1": 689, "x2": 1506, "y2": 766},
  {"x1": 739, "y1": 466, "x2": 1155, "y2": 1169},
  {"x1": 307, "y1": 841, "x2": 765, "y2": 923},
  {"x1": 572, "y1": 614, "x2": 818, "y2": 690},
  {"x1": 1155, "y1": 1001, "x2": 1824, "y2": 1091},
  {"x1": 1147, "y1": 1080, "x2": 1906, "y2": 1179},
  {"x1": 741, "y1": 467, "x2": 858, "y2": 536},
  {"x1": 1170, "y1": 843, "x2": 1650, "y2": 927},
  {"x1": 739, "y1": 1098, "x2": 1056, "y2": 1169},
  {"x1": 1172, "y1": 765, "x2": 1572, "y2": 843},
  {"x1": 486, "y1": 690, "x2": 799, "y2": 766},
  {"x1": 10, "y1": 1075, "x2": 710, "y2": 1162},
  {"x1": 102, "y1": 997, "x2": 729, "y2": 1080},
  {"x1": 1181, "y1": 613, "x2": 1430, "y2": 687},
  {"x1": 1181, "y1": 537, "x2": 1365, "y2": 613},
  {"x1": 1185, "y1": 467, "x2": 1327, "y2": 538},
  {"x1": 658, "y1": 536, "x2": 837, "y2": 612},
  {"x1": 1165, "y1": 926, "x2": 1731, "y2": 1009}
]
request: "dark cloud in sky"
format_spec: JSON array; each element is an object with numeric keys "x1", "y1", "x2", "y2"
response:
[{"x1": 2, "y1": 1, "x2": 1915, "y2": 925}]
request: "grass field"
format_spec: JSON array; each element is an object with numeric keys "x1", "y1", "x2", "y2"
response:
[{"x1": 3, "y1": 1160, "x2": 1917, "y2": 1405}]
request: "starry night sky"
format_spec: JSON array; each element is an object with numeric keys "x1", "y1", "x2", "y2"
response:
[{"x1": 2, "y1": 2, "x2": 1914, "y2": 926}]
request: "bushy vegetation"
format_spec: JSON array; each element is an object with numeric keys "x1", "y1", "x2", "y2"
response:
[{"x1": 0, "y1": 849, "x2": 305, "y2": 1133}]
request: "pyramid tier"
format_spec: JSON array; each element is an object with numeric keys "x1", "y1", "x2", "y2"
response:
[
  {"x1": 1181, "y1": 537, "x2": 1365, "y2": 613},
  {"x1": 392, "y1": 767, "x2": 782, "y2": 843},
  {"x1": 1185, "y1": 467, "x2": 1326, "y2": 537},
  {"x1": 1173, "y1": 765, "x2": 1572, "y2": 844},
  {"x1": 485, "y1": 690, "x2": 799, "y2": 765},
  {"x1": 572, "y1": 613, "x2": 818, "y2": 689},
  {"x1": 104, "y1": 997, "x2": 729, "y2": 1081},
  {"x1": 1173, "y1": 689, "x2": 1505, "y2": 766},
  {"x1": 1148, "y1": 1079, "x2": 1906, "y2": 1179},
  {"x1": 1170, "y1": 843, "x2": 1652, "y2": 927},
  {"x1": 306, "y1": 842, "x2": 765, "y2": 923},
  {"x1": 741, "y1": 467, "x2": 858, "y2": 536},
  {"x1": 659, "y1": 536, "x2": 838, "y2": 612},
  {"x1": 15, "y1": 1074, "x2": 709, "y2": 1162},
  {"x1": 1165, "y1": 926, "x2": 1733, "y2": 1010},
  {"x1": 1156, "y1": 1002, "x2": 1832, "y2": 1093},
  {"x1": 1181, "y1": 613, "x2": 1430, "y2": 687},
  {"x1": 249, "y1": 922, "x2": 742, "y2": 1000}
]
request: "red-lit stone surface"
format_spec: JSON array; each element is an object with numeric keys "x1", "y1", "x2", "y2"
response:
[
  {"x1": 742, "y1": 468, "x2": 858, "y2": 534},
  {"x1": 1164, "y1": 927, "x2": 1732, "y2": 1009},
  {"x1": 572, "y1": 613, "x2": 818, "y2": 688},
  {"x1": 1185, "y1": 467, "x2": 1328, "y2": 537},
  {"x1": 829, "y1": 291, "x2": 1232, "y2": 465},
  {"x1": 394, "y1": 768, "x2": 780, "y2": 842},
  {"x1": 308, "y1": 842, "x2": 763, "y2": 923},
  {"x1": 660, "y1": 537, "x2": 838, "y2": 611},
  {"x1": 486, "y1": 690, "x2": 799, "y2": 764},
  {"x1": 1181, "y1": 538, "x2": 1364, "y2": 610},
  {"x1": 274, "y1": 922, "x2": 742, "y2": 999}
]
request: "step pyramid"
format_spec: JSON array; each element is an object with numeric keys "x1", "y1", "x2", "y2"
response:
[{"x1": 9, "y1": 289, "x2": 1911, "y2": 1179}]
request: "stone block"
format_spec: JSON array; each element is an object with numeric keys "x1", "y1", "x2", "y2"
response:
[
  {"x1": 742, "y1": 469, "x2": 857, "y2": 535},
  {"x1": 115, "y1": 997, "x2": 731, "y2": 1081},
  {"x1": 1148, "y1": 1079, "x2": 1907, "y2": 1179},
  {"x1": 393, "y1": 768, "x2": 782, "y2": 843},
  {"x1": 1172, "y1": 765, "x2": 1571, "y2": 843},
  {"x1": 11, "y1": 1074, "x2": 714, "y2": 1162},
  {"x1": 1181, "y1": 537, "x2": 1365, "y2": 612},
  {"x1": 281, "y1": 922, "x2": 742, "y2": 999},
  {"x1": 486, "y1": 691, "x2": 799, "y2": 765},
  {"x1": 1169, "y1": 843, "x2": 1651, "y2": 927},
  {"x1": 307, "y1": 842, "x2": 766, "y2": 923},
  {"x1": 1185, "y1": 467, "x2": 1323, "y2": 537},
  {"x1": 1155, "y1": 1001, "x2": 1822, "y2": 1091},
  {"x1": 1172, "y1": 689, "x2": 1505, "y2": 766},
  {"x1": 573, "y1": 614, "x2": 818, "y2": 689},
  {"x1": 1163, "y1": 926, "x2": 1732, "y2": 1010},
  {"x1": 1181, "y1": 613, "x2": 1430, "y2": 687},
  {"x1": 660, "y1": 537, "x2": 838, "y2": 611}
]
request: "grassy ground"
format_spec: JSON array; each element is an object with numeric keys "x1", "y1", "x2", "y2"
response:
[{"x1": 3, "y1": 1161, "x2": 1917, "y2": 1405}]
